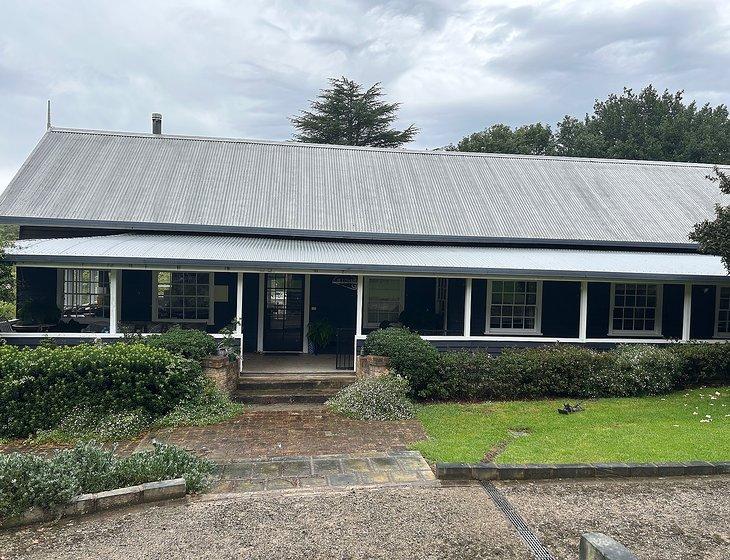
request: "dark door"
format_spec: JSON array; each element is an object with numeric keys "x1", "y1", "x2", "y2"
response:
[{"x1": 263, "y1": 273, "x2": 304, "y2": 351}]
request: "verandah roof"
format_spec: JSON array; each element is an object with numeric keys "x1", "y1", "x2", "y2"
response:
[{"x1": 6, "y1": 234, "x2": 729, "y2": 282}]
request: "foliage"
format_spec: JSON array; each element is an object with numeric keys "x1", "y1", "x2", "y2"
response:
[
  {"x1": 291, "y1": 76, "x2": 418, "y2": 147},
  {"x1": 307, "y1": 319, "x2": 335, "y2": 352},
  {"x1": 414, "y1": 387, "x2": 729, "y2": 465},
  {"x1": 154, "y1": 379, "x2": 244, "y2": 428},
  {"x1": 216, "y1": 324, "x2": 240, "y2": 363},
  {"x1": 0, "y1": 441, "x2": 215, "y2": 517},
  {"x1": 362, "y1": 327, "x2": 440, "y2": 396},
  {"x1": 145, "y1": 326, "x2": 218, "y2": 362},
  {"x1": 452, "y1": 85, "x2": 730, "y2": 164},
  {"x1": 32, "y1": 407, "x2": 151, "y2": 444},
  {"x1": 0, "y1": 301, "x2": 15, "y2": 320},
  {"x1": 326, "y1": 374, "x2": 415, "y2": 421},
  {"x1": 690, "y1": 167, "x2": 730, "y2": 271},
  {"x1": 0, "y1": 343, "x2": 204, "y2": 438},
  {"x1": 0, "y1": 225, "x2": 17, "y2": 306},
  {"x1": 365, "y1": 341, "x2": 730, "y2": 402}
]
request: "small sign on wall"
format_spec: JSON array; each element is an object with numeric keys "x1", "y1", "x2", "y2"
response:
[{"x1": 214, "y1": 285, "x2": 229, "y2": 303}]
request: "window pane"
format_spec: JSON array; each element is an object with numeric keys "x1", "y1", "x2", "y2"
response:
[
  {"x1": 612, "y1": 283, "x2": 659, "y2": 333},
  {"x1": 156, "y1": 271, "x2": 211, "y2": 323},
  {"x1": 488, "y1": 280, "x2": 539, "y2": 332}
]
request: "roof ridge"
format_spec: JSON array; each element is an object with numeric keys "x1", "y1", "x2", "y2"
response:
[{"x1": 47, "y1": 127, "x2": 723, "y2": 169}]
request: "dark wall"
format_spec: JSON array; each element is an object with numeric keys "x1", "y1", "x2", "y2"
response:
[
  {"x1": 470, "y1": 279, "x2": 487, "y2": 335},
  {"x1": 16, "y1": 267, "x2": 57, "y2": 317},
  {"x1": 120, "y1": 270, "x2": 152, "y2": 322},
  {"x1": 211, "y1": 272, "x2": 237, "y2": 332},
  {"x1": 662, "y1": 284, "x2": 684, "y2": 339},
  {"x1": 19, "y1": 226, "x2": 127, "y2": 240},
  {"x1": 402, "y1": 277, "x2": 440, "y2": 331},
  {"x1": 542, "y1": 281, "x2": 581, "y2": 337},
  {"x1": 446, "y1": 278, "x2": 466, "y2": 335},
  {"x1": 242, "y1": 273, "x2": 259, "y2": 352},
  {"x1": 587, "y1": 282, "x2": 611, "y2": 337},
  {"x1": 310, "y1": 275, "x2": 357, "y2": 352},
  {"x1": 691, "y1": 285, "x2": 716, "y2": 339}
]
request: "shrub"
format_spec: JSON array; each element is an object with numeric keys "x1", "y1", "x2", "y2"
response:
[
  {"x1": 0, "y1": 343, "x2": 204, "y2": 438},
  {"x1": 362, "y1": 327, "x2": 440, "y2": 395},
  {"x1": 326, "y1": 374, "x2": 415, "y2": 421},
  {"x1": 154, "y1": 379, "x2": 243, "y2": 428},
  {"x1": 668, "y1": 342, "x2": 730, "y2": 388},
  {"x1": 32, "y1": 407, "x2": 151, "y2": 444},
  {"x1": 422, "y1": 351, "x2": 492, "y2": 401},
  {"x1": 145, "y1": 326, "x2": 218, "y2": 362},
  {"x1": 0, "y1": 441, "x2": 214, "y2": 518},
  {"x1": 585, "y1": 344, "x2": 682, "y2": 397}
]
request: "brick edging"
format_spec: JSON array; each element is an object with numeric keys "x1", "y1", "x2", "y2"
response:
[
  {"x1": 1, "y1": 477, "x2": 187, "y2": 530},
  {"x1": 436, "y1": 461, "x2": 730, "y2": 481}
]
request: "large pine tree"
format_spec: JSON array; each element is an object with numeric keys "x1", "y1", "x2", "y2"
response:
[{"x1": 291, "y1": 77, "x2": 418, "y2": 148}]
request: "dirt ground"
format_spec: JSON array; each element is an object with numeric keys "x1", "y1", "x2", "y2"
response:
[
  {"x1": 498, "y1": 475, "x2": 730, "y2": 560},
  {"x1": 1, "y1": 477, "x2": 727, "y2": 560}
]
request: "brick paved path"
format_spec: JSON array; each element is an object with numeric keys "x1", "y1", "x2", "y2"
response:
[
  {"x1": 133, "y1": 408, "x2": 427, "y2": 462},
  {"x1": 212, "y1": 451, "x2": 437, "y2": 493}
]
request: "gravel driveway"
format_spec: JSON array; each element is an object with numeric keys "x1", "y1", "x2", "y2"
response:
[
  {"x1": 498, "y1": 476, "x2": 729, "y2": 560},
  {"x1": 0, "y1": 486, "x2": 529, "y2": 560}
]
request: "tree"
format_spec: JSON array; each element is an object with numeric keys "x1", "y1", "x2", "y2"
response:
[
  {"x1": 690, "y1": 168, "x2": 730, "y2": 271},
  {"x1": 0, "y1": 226, "x2": 16, "y2": 318},
  {"x1": 451, "y1": 123, "x2": 555, "y2": 155},
  {"x1": 454, "y1": 85, "x2": 730, "y2": 164},
  {"x1": 291, "y1": 77, "x2": 418, "y2": 147}
]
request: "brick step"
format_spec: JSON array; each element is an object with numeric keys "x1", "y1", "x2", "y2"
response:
[
  {"x1": 233, "y1": 387, "x2": 340, "y2": 405},
  {"x1": 237, "y1": 373, "x2": 356, "y2": 391}
]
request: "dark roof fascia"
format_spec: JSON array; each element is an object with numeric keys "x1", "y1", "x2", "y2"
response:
[{"x1": 0, "y1": 216, "x2": 701, "y2": 252}]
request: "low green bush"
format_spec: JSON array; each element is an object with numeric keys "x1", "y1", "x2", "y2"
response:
[
  {"x1": 0, "y1": 441, "x2": 214, "y2": 518},
  {"x1": 154, "y1": 379, "x2": 244, "y2": 428},
  {"x1": 326, "y1": 374, "x2": 415, "y2": 421},
  {"x1": 362, "y1": 327, "x2": 440, "y2": 395},
  {"x1": 144, "y1": 326, "x2": 218, "y2": 362},
  {"x1": 32, "y1": 407, "x2": 151, "y2": 444},
  {"x1": 366, "y1": 338, "x2": 730, "y2": 402},
  {"x1": 0, "y1": 343, "x2": 204, "y2": 438}
]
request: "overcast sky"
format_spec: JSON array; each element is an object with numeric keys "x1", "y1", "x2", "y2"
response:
[{"x1": 2, "y1": 0, "x2": 730, "y2": 190}]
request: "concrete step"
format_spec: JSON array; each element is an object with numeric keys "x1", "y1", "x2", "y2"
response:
[
  {"x1": 237, "y1": 373, "x2": 356, "y2": 391},
  {"x1": 233, "y1": 387, "x2": 339, "y2": 405}
]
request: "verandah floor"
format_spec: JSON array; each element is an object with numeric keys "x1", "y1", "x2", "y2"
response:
[{"x1": 240, "y1": 353, "x2": 340, "y2": 373}]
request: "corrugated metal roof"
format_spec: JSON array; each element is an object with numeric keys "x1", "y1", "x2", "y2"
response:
[
  {"x1": 0, "y1": 127, "x2": 726, "y2": 248},
  {"x1": 7, "y1": 234, "x2": 728, "y2": 281}
]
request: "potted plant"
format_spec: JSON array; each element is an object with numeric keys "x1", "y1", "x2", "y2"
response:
[{"x1": 307, "y1": 319, "x2": 335, "y2": 354}]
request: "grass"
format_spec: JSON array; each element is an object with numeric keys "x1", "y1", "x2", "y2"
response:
[{"x1": 413, "y1": 387, "x2": 729, "y2": 464}]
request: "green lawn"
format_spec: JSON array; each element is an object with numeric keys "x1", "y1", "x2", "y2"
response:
[{"x1": 413, "y1": 387, "x2": 729, "y2": 464}]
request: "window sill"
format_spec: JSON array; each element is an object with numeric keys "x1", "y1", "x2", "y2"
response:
[
  {"x1": 484, "y1": 329, "x2": 542, "y2": 336},
  {"x1": 607, "y1": 331, "x2": 662, "y2": 337}
]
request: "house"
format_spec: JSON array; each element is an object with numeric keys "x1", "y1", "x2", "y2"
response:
[{"x1": 1, "y1": 114, "x2": 729, "y2": 373}]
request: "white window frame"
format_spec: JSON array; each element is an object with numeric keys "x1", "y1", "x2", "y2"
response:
[
  {"x1": 485, "y1": 279, "x2": 543, "y2": 335},
  {"x1": 152, "y1": 271, "x2": 215, "y2": 325},
  {"x1": 363, "y1": 276, "x2": 405, "y2": 329},
  {"x1": 713, "y1": 285, "x2": 730, "y2": 338},
  {"x1": 608, "y1": 282, "x2": 663, "y2": 337},
  {"x1": 57, "y1": 268, "x2": 111, "y2": 323}
]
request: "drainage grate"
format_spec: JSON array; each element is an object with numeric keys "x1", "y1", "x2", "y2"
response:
[{"x1": 480, "y1": 481, "x2": 557, "y2": 560}]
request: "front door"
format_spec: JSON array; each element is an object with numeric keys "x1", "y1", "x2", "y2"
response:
[{"x1": 263, "y1": 273, "x2": 304, "y2": 352}]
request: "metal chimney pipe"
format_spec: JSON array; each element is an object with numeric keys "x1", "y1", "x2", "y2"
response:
[{"x1": 152, "y1": 113, "x2": 162, "y2": 134}]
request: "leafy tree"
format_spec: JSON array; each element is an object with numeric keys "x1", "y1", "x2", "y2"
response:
[
  {"x1": 452, "y1": 123, "x2": 555, "y2": 155},
  {"x1": 690, "y1": 168, "x2": 730, "y2": 271},
  {"x1": 0, "y1": 225, "x2": 17, "y2": 317},
  {"x1": 291, "y1": 77, "x2": 418, "y2": 147},
  {"x1": 454, "y1": 85, "x2": 730, "y2": 164}
]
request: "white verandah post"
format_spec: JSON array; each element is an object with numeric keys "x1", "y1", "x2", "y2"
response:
[
  {"x1": 463, "y1": 278, "x2": 472, "y2": 337},
  {"x1": 682, "y1": 282, "x2": 692, "y2": 341},
  {"x1": 355, "y1": 275, "x2": 364, "y2": 362},
  {"x1": 579, "y1": 280, "x2": 588, "y2": 341},
  {"x1": 236, "y1": 272, "x2": 244, "y2": 372},
  {"x1": 108, "y1": 269, "x2": 118, "y2": 335}
]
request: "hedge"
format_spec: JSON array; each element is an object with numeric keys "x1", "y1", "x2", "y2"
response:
[
  {"x1": 363, "y1": 328, "x2": 730, "y2": 401},
  {"x1": 0, "y1": 343, "x2": 204, "y2": 438},
  {"x1": 144, "y1": 326, "x2": 218, "y2": 362}
]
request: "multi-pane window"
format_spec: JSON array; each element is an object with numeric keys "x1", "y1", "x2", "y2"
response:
[
  {"x1": 61, "y1": 269, "x2": 110, "y2": 318},
  {"x1": 487, "y1": 280, "x2": 541, "y2": 333},
  {"x1": 155, "y1": 272, "x2": 212, "y2": 323},
  {"x1": 716, "y1": 286, "x2": 730, "y2": 336},
  {"x1": 610, "y1": 283, "x2": 661, "y2": 335},
  {"x1": 364, "y1": 277, "x2": 404, "y2": 328}
]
